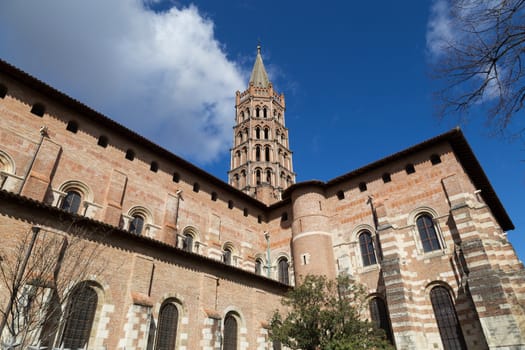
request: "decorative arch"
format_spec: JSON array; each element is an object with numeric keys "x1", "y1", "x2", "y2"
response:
[
  {"x1": 274, "y1": 254, "x2": 291, "y2": 285},
  {"x1": 408, "y1": 207, "x2": 445, "y2": 253},
  {"x1": 57, "y1": 180, "x2": 94, "y2": 215},
  {"x1": 222, "y1": 242, "x2": 237, "y2": 266},
  {"x1": 126, "y1": 206, "x2": 154, "y2": 236},
  {"x1": 222, "y1": 309, "x2": 244, "y2": 350},
  {"x1": 154, "y1": 298, "x2": 183, "y2": 350},
  {"x1": 0, "y1": 149, "x2": 16, "y2": 173},
  {"x1": 181, "y1": 226, "x2": 200, "y2": 252}
]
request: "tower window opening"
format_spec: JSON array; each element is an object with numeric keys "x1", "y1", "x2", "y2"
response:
[
  {"x1": 211, "y1": 192, "x2": 218, "y2": 201},
  {"x1": 228, "y1": 200, "x2": 234, "y2": 209},
  {"x1": 336, "y1": 190, "x2": 345, "y2": 200},
  {"x1": 66, "y1": 120, "x2": 78, "y2": 133},
  {"x1": 257, "y1": 215, "x2": 262, "y2": 224},
  {"x1": 265, "y1": 147, "x2": 270, "y2": 162},
  {"x1": 406, "y1": 164, "x2": 415, "y2": 174},
  {"x1": 264, "y1": 128, "x2": 269, "y2": 139},
  {"x1": 266, "y1": 170, "x2": 272, "y2": 184},
  {"x1": 431, "y1": 154, "x2": 442, "y2": 165},
  {"x1": 256, "y1": 127, "x2": 261, "y2": 139},
  {"x1": 359, "y1": 182, "x2": 367, "y2": 192},
  {"x1": 129, "y1": 215, "x2": 144, "y2": 235},
  {"x1": 256, "y1": 169, "x2": 261, "y2": 185},
  {"x1": 263, "y1": 107, "x2": 267, "y2": 118},
  {"x1": 172, "y1": 172, "x2": 180, "y2": 183},
  {"x1": 256, "y1": 107, "x2": 260, "y2": 118},
  {"x1": 256, "y1": 147, "x2": 261, "y2": 161},
  {"x1": 281, "y1": 212, "x2": 288, "y2": 221},
  {"x1": 243, "y1": 208, "x2": 248, "y2": 217},
  {"x1": 0, "y1": 84, "x2": 7, "y2": 98},
  {"x1": 382, "y1": 173, "x2": 391, "y2": 183},
  {"x1": 193, "y1": 182, "x2": 200, "y2": 193}
]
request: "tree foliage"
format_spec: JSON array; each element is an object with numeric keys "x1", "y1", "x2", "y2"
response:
[
  {"x1": 429, "y1": 0, "x2": 525, "y2": 137},
  {"x1": 269, "y1": 275, "x2": 394, "y2": 350}
]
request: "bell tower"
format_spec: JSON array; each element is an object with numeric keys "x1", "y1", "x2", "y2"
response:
[{"x1": 229, "y1": 46, "x2": 295, "y2": 204}]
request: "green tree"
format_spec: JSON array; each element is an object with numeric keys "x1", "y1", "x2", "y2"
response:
[{"x1": 269, "y1": 275, "x2": 394, "y2": 350}]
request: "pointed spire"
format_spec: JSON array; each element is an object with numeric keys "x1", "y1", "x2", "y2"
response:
[{"x1": 249, "y1": 45, "x2": 270, "y2": 88}]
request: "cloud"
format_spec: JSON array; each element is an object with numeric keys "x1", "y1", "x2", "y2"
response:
[
  {"x1": 0, "y1": 1, "x2": 245, "y2": 164},
  {"x1": 426, "y1": 0, "x2": 457, "y2": 57}
]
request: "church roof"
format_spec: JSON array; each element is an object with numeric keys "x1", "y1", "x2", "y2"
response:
[{"x1": 249, "y1": 45, "x2": 270, "y2": 88}]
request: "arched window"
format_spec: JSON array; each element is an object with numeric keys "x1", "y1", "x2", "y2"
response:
[
  {"x1": 183, "y1": 232, "x2": 194, "y2": 252},
  {"x1": 278, "y1": 258, "x2": 289, "y2": 284},
  {"x1": 417, "y1": 214, "x2": 441, "y2": 252},
  {"x1": 263, "y1": 107, "x2": 268, "y2": 118},
  {"x1": 61, "y1": 190, "x2": 82, "y2": 214},
  {"x1": 223, "y1": 245, "x2": 233, "y2": 265},
  {"x1": 61, "y1": 284, "x2": 98, "y2": 349},
  {"x1": 256, "y1": 169, "x2": 261, "y2": 185},
  {"x1": 359, "y1": 231, "x2": 377, "y2": 266},
  {"x1": 155, "y1": 302, "x2": 179, "y2": 350},
  {"x1": 129, "y1": 215, "x2": 144, "y2": 235},
  {"x1": 256, "y1": 127, "x2": 261, "y2": 139},
  {"x1": 223, "y1": 313, "x2": 238, "y2": 350},
  {"x1": 256, "y1": 107, "x2": 260, "y2": 118},
  {"x1": 256, "y1": 146, "x2": 261, "y2": 161},
  {"x1": 369, "y1": 297, "x2": 393, "y2": 344},
  {"x1": 264, "y1": 128, "x2": 269, "y2": 139},
  {"x1": 266, "y1": 170, "x2": 272, "y2": 184},
  {"x1": 265, "y1": 147, "x2": 270, "y2": 162},
  {"x1": 255, "y1": 258, "x2": 263, "y2": 275},
  {"x1": 430, "y1": 286, "x2": 466, "y2": 350}
]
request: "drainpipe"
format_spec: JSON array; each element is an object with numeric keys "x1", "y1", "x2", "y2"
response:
[
  {"x1": 174, "y1": 190, "x2": 183, "y2": 244},
  {"x1": 264, "y1": 231, "x2": 271, "y2": 278},
  {"x1": 18, "y1": 126, "x2": 48, "y2": 195}
]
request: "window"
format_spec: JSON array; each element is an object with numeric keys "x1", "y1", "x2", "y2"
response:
[
  {"x1": 263, "y1": 107, "x2": 268, "y2": 118},
  {"x1": 129, "y1": 215, "x2": 144, "y2": 235},
  {"x1": 430, "y1": 286, "x2": 466, "y2": 350},
  {"x1": 61, "y1": 190, "x2": 82, "y2": 214},
  {"x1": 150, "y1": 161, "x2": 159, "y2": 172},
  {"x1": 228, "y1": 200, "x2": 234, "y2": 209},
  {"x1": 359, "y1": 231, "x2": 377, "y2": 266},
  {"x1": 256, "y1": 107, "x2": 260, "y2": 118},
  {"x1": 211, "y1": 192, "x2": 218, "y2": 201},
  {"x1": 278, "y1": 258, "x2": 289, "y2": 284},
  {"x1": 172, "y1": 172, "x2": 180, "y2": 183},
  {"x1": 61, "y1": 284, "x2": 98, "y2": 349},
  {"x1": 369, "y1": 297, "x2": 393, "y2": 344},
  {"x1": 359, "y1": 182, "x2": 367, "y2": 192},
  {"x1": 405, "y1": 163, "x2": 415, "y2": 174},
  {"x1": 256, "y1": 169, "x2": 261, "y2": 185},
  {"x1": 97, "y1": 135, "x2": 108, "y2": 148},
  {"x1": 125, "y1": 149, "x2": 135, "y2": 161},
  {"x1": 255, "y1": 258, "x2": 263, "y2": 275},
  {"x1": 155, "y1": 302, "x2": 179, "y2": 350},
  {"x1": 382, "y1": 173, "x2": 391, "y2": 183},
  {"x1": 431, "y1": 154, "x2": 442, "y2": 165},
  {"x1": 0, "y1": 84, "x2": 7, "y2": 98},
  {"x1": 265, "y1": 147, "x2": 270, "y2": 161},
  {"x1": 256, "y1": 146, "x2": 261, "y2": 161},
  {"x1": 264, "y1": 128, "x2": 269, "y2": 139},
  {"x1": 281, "y1": 212, "x2": 288, "y2": 221},
  {"x1": 256, "y1": 127, "x2": 261, "y2": 139},
  {"x1": 30, "y1": 103, "x2": 45, "y2": 117},
  {"x1": 223, "y1": 247, "x2": 233, "y2": 265},
  {"x1": 183, "y1": 233, "x2": 194, "y2": 252},
  {"x1": 223, "y1": 313, "x2": 238, "y2": 350},
  {"x1": 243, "y1": 208, "x2": 248, "y2": 217},
  {"x1": 193, "y1": 182, "x2": 200, "y2": 193},
  {"x1": 66, "y1": 120, "x2": 78, "y2": 133},
  {"x1": 417, "y1": 214, "x2": 441, "y2": 252},
  {"x1": 266, "y1": 170, "x2": 272, "y2": 184},
  {"x1": 336, "y1": 190, "x2": 345, "y2": 200}
]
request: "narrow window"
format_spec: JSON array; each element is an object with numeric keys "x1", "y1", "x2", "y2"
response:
[
  {"x1": 359, "y1": 182, "x2": 367, "y2": 192},
  {"x1": 256, "y1": 128, "x2": 261, "y2": 139},
  {"x1": 255, "y1": 258, "x2": 263, "y2": 275},
  {"x1": 264, "y1": 128, "x2": 269, "y2": 139},
  {"x1": 336, "y1": 190, "x2": 345, "y2": 200},
  {"x1": 172, "y1": 172, "x2": 180, "y2": 183},
  {"x1": 265, "y1": 147, "x2": 270, "y2": 162},
  {"x1": 263, "y1": 107, "x2": 267, "y2": 118},
  {"x1": 278, "y1": 258, "x2": 289, "y2": 284},
  {"x1": 223, "y1": 247, "x2": 233, "y2": 265},
  {"x1": 281, "y1": 212, "x2": 288, "y2": 221},
  {"x1": 193, "y1": 182, "x2": 200, "y2": 193},
  {"x1": 405, "y1": 164, "x2": 415, "y2": 174},
  {"x1": 431, "y1": 154, "x2": 442, "y2": 165},
  {"x1": 61, "y1": 190, "x2": 81, "y2": 214},
  {"x1": 61, "y1": 284, "x2": 98, "y2": 349},
  {"x1": 430, "y1": 286, "x2": 467, "y2": 350},
  {"x1": 243, "y1": 208, "x2": 248, "y2": 217},
  {"x1": 183, "y1": 233, "x2": 193, "y2": 252},
  {"x1": 0, "y1": 84, "x2": 7, "y2": 98},
  {"x1": 256, "y1": 170, "x2": 261, "y2": 185},
  {"x1": 129, "y1": 215, "x2": 144, "y2": 235},
  {"x1": 257, "y1": 215, "x2": 262, "y2": 224},
  {"x1": 150, "y1": 161, "x2": 158, "y2": 173},
  {"x1": 30, "y1": 103, "x2": 45, "y2": 117},
  {"x1": 382, "y1": 173, "x2": 391, "y2": 183},
  {"x1": 211, "y1": 192, "x2": 218, "y2": 201},
  {"x1": 66, "y1": 120, "x2": 78, "y2": 133},
  {"x1": 223, "y1": 313, "x2": 238, "y2": 350},
  {"x1": 417, "y1": 214, "x2": 441, "y2": 252},
  {"x1": 97, "y1": 135, "x2": 108, "y2": 148},
  {"x1": 256, "y1": 107, "x2": 260, "y2": 118},
  {"x1": 125, "y1": 149, "x2": 135, "y2": 161},
  {"x1": 359, "y1": 231, "x2": 377, "y2": 266},
  {"x1": 256, "y1": 147, "x2": 261, "y2": 161},
  {"x1": 155, "y1": 303, "x2": 179, "y2": 350},
  {"x1": 266, "y1": 170, "x2": 272, "y2": 184},
  {"x1": 228, "y1": 200, "x2": 234, "y2": 209},
  {"x1": 369, "y1": 297, "x2": 394, "y2": 344}
]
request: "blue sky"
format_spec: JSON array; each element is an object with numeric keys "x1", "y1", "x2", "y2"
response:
[{"x1": 0, "y1": 1, "x2": 523, "y2": 260}]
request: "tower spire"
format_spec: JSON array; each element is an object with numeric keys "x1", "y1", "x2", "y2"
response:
[
  {"x1": 229, "y1": 46, "x2": 295, "y2": 204},
  {"x1": 249, "y1": 45, "x2": 270, "y2": 88}
]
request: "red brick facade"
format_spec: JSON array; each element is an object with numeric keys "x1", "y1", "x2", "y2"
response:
[{"x1": 0, "y1": 52, "x2": 524, "y2": 350}]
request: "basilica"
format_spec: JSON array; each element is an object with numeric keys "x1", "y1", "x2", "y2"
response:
[{"x1": 0, "y1": 47, "x2": 524, "y2": 349}]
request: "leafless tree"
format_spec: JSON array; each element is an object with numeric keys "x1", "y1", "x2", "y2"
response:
[
  {"x1": 0, "y1": 223, "x2": 106, "y2": 348},
  {"x1": 429, "y1": 0, "x2": 525, "y2": 138}
]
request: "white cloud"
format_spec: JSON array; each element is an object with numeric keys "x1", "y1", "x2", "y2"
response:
[
  {"x1": 426, "y1": 0, "x2": 458, "y2": 57},
  {"x1": 0, "y1": 1, "x2": 245, "y2": 164}
]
